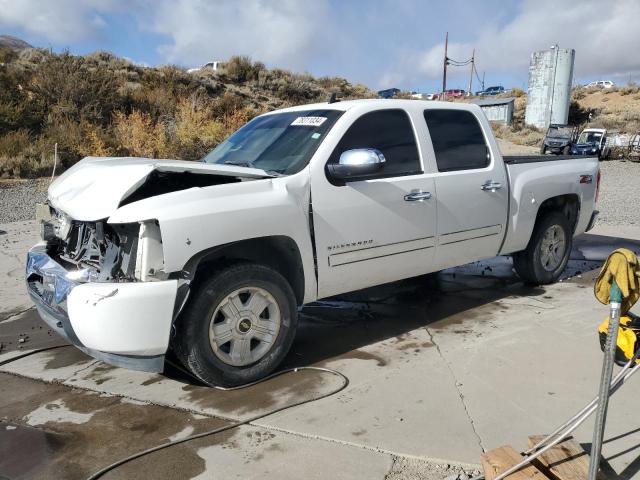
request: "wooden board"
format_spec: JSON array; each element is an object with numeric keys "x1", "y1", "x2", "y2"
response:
[
  {"x1": 528, "y1": 435, "x2": 605, "y2": 480},
  {"x1": 482, "y1": 445, "x2": 550, "y2": 480}
]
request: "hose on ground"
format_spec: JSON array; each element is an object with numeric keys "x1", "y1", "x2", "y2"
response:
[
  {"x1": 85, "y1": 363, "x2": 349, "y2": 480},
  {"x1": 0, "y1": 344, "x2": 70, "y2": 367}
]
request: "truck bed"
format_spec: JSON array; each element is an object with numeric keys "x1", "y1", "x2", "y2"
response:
[{"x1": 503, "y1": 155, "x2": 584, "y2": 165}]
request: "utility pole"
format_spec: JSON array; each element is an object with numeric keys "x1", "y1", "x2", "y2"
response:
[
  {"x1": 468, "y1": 49, "x2": 475, "y2": 95},
  {"x1": 482, "y1": 71, "x2": 485, "y2": 91},
  {"x1": 442, "y1": 32, "x2": 448, "y2": 101}
]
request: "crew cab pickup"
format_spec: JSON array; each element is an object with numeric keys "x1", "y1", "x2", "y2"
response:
[{"x1": 27, "y1": 100, "x2": 600, "y2": 386}]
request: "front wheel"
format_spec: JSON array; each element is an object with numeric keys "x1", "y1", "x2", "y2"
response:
[
  {"x1": 513, "y1": 211, "x2": 572, "y2": 285},
  {"x1": 562, "y1": 145, "x2": 571, "y2": 155},
  {"x1": 540, "y1": 145, "x2": 547, "y2": 155},
  {"x1": 173, "y1": 263, "x2": 298, "y2": 387}
]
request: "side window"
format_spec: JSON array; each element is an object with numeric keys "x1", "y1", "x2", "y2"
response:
[
  {"x1": 328, "y1": 109, "x2": 421, "y2": 178},
  {"x1": 423, "y1": 109, "x2": 490, "y2": 172}
]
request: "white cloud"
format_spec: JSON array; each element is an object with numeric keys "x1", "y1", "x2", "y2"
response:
[
  {"x1": 146, "y1": 0, "x2": 331, "y2": 69},
  {"x1": 1, "y1": 0, "x2": 638, "y2": 90},
  {"x1": 0, "y1": 0, "x2": 123, "y2": 43},
  {"x1": 394, "y1": 0, "x2": 640, "y2": 86}
]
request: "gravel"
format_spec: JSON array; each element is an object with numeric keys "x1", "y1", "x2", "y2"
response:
[
  {"x1": 0, "y1": 179, "x2": 48, "y2": 224},
  {"x1": 0, "y1": 160, "x2": 637, "y2": 226},
  {"x1": 594, "y1": 160, "x2": 640, "y2": 226}
]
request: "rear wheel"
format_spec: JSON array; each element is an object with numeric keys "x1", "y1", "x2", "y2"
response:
[
  {"x1": 513, "y1": 211, "x2": 572, "y2": 285},
  {"x1": 173, "y1": 263, "x2": 298, "y2": 387}
]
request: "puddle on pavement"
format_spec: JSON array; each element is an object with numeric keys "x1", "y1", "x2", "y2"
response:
[
  {"x1": 44, "y1": 348, "x2": 92, "y2": 370},
  {"x1": 0, "y1": 421, "x2": 62, "y2": 479},
  {"x1": 0, "y1": 373, "x2": 232, "y2": 480}
]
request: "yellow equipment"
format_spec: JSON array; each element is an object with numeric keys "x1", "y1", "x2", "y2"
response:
[
  {"x1": 598, "y1": 313, "x2": 640, "y2": 366},
  {"x1": 594, "y1": 247, "x2": 640, "y2": 312}
]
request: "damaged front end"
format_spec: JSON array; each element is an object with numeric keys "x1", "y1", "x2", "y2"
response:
[{"x1": 26, "y1": 205, "x2": 179, "y2": 372}]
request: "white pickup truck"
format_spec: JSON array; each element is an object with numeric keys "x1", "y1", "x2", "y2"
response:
[{"x1": 27, "y1": 99, "x2": 600, "y2": 386}]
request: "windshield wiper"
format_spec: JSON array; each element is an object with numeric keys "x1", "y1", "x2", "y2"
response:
[
  {"x1": 224, "y1": 160, "x2": 256, "y2": 168},
  {"x1": 224, "y1": 160, "x2": 283, "y2": 177}
]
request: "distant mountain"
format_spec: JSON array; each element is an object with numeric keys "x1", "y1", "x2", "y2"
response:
[{"x1": 0, "y1": 35, "x2": 33, "y2": 50}]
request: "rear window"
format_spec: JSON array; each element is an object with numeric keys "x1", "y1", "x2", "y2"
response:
[{"x1": 423, "y1": 109, "x2": 489, "y2": 172}]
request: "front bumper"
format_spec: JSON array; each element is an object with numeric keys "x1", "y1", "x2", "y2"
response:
[{"x1": 26, "y1": 244, "x2": 179, "y2": 372}]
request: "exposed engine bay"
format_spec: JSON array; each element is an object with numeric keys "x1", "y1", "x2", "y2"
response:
[
  {"x1": 38, "y1": 167, "x2": 260, "y2": 284},
  {"x1": 42, "y1": 212, "x2": 141, "y2": 283}
]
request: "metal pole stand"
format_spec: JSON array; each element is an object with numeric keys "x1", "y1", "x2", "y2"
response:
[{"x1": 588, "y1": 281, "x2": 623, "y2": 480}]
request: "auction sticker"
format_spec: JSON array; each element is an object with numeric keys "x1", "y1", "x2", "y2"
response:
[{"x1": 291, "y1": 116, "x2": 327, "y2": 127}]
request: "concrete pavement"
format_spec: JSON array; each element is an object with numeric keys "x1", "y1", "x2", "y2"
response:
[{"x1": 3, "y1": 220, "x2": 640, "y2": 479}]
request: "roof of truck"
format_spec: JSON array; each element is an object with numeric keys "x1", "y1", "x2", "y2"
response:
[{"x1": 268, "y1": 98, "x2": 479, "y2": 114}]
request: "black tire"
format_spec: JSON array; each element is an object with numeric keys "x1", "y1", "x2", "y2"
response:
[
  {"x1": 173, "y1": 263, "x2": 298, "y2": 387},
  {"x1": 540, "y1": 145, "x2": 546, "y2": 155},
  {"x1": 562, "y1": 145, "x2": 570, "y2": 155},
  {"x1": 513, "y1": 211, "x2": 572, "y2": 285}
]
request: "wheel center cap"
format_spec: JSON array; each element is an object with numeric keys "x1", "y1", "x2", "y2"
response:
[{"x1": 238, "y1": 318, "x2": 252, "y2": 333}]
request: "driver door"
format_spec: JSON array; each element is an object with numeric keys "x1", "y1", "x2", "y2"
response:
[{"x1": 310, "y1": 108, "x2": 438, "y2": 298}]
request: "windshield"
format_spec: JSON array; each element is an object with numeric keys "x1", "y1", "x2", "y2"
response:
[
  {"x1": 548, "y1": 126, "x2": 574, "y2": 139},
  {"x1": 202, "y1": 109, "x2": 343, "y2": 175},
  {"x1": 578, "y1": 131, "x2": 603, "y2": 144}
]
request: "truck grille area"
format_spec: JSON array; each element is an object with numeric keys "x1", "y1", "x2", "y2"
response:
[{"x1": 47, "y1": 217, "x2": 140, "y2": 282}]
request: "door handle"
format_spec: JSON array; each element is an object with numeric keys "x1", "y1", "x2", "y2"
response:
[
  {"x1": 481, "y1": 181, "x2": 502, "y2": 192},
  {"x1": 404, "y1": 190, "x2": 432, "y2": 202}
]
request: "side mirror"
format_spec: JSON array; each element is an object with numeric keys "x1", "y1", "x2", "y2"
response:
[{"x1": 327, "y1": 148, "x2": 386, "y2": 181}]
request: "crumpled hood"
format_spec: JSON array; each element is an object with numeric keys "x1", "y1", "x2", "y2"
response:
[{"x1": 49, "y1": 156, "x2": 272, "y2": 221}]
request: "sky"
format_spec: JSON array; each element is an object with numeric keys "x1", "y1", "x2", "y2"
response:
[{"x1": 1, "y1": 0, "x2": 639, "y2": 93}]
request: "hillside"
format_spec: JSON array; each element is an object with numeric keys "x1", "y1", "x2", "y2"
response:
[
  {"x1": 0, "y1": 44, "x2": 374, "y2": 178},
  {"x1": 0, "y1": 35, "x2": 32, "y2": 50}
]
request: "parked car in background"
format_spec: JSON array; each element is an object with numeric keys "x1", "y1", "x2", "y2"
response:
[
  {"x1": 586, "y1": 80, "x2": 615, "y2": 89},
  {"x1": 541, "y1": 124, "x2": 578, "y2": 155},
  {"x1": 442, "y1": 89, "x2": 466, "y2": 98},
  {"x1": 187, "y1": 61, "x2": 220, "y2": 73},
  {"x1": 571, "y1": 128, "x2": 610, "y2": 160},
  {"x1": 28, "y1": 99, "x2": 600, "y2": 386},
  {"x1": 425, "y1": 93, "x2": 439, "y2": 100},
  {"x1": 378, "y1": 88, "x2": 401, "y2": 99},
  {"x1": 476, "y1": 86, "x2": 506, "y2": 96}
]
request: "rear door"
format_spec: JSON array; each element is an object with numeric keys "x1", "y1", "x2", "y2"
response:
[
  {"x1": 423, "y1": 108, "x2": 508, "y2": 270},
  {"x1": 311, "y1": 108, "x2": 438, "y2": 298}
]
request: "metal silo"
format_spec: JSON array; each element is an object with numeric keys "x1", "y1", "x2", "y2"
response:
[{"x1": 525, "y1": 47, "x2": 575, "y2": 129}]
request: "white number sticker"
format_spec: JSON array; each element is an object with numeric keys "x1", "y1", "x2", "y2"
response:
[{"x1": 291, "y1": 116, "x2": 327, "y2": 127}]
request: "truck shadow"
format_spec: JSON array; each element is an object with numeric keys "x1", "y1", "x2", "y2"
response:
[{"x1": 282, "y1": 232, "x2": 640, "y2": 369}]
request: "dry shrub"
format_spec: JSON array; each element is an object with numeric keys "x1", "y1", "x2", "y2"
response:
[
  {"x1": 77, "y1": 122, "x2": 114, "y2": 158},
  {"x1": 211, "y1": 92, "x2": 247, "y2": 118},
  {"x1": 172, "y1": 96, "x2": 224, "y2": 159},
  {"x1": 492, "y1": 123, "x2": 544, "y2": 146},
  {"x1": 223, "y1": 56, "x2": 264, "y2": 83},
  {"x1": 0, "y1": 129, "x2": 31, "y2": 157},
  {"x1": 620, "y1": 82, "x2": 640, "y2": 96},
  {"x1": 113, "y1": 110, "x2": 167, "y2": 158},
  {"x1": 222, "y1": 107, "x2": 255, "y2": 136}
]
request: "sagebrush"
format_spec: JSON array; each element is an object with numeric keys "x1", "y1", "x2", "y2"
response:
[{"x1": 0, "y1": 49, "x2": 374, "y2": 178}]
